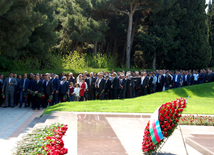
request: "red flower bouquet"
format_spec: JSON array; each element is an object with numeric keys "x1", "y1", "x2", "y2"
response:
[
  {"x1": 47, "y1": 95, "x2": 53, "y2": 103},
  {"x1": 2, "y1": 92, "x2": 6, "y2": 99},
  {"x1": 142, "y1": 97, "x2": 187, "y2": 154}
]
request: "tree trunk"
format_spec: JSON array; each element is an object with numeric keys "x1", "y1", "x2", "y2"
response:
[
  {"x1": 122, "y1": 41, "x2": 126, "y2": 65},
  {"x1": 71, "y1": 42, "x2": 78, "y2": 53},
  {"x1": 152, "y1": 52, "x2": 156, "y2": 70},
  {"x1": 94, "y1": 41, "x2": 98, "y2": 56},
  {"x1": 126, "y1": 14, "x2": 133, "y2": 69}
]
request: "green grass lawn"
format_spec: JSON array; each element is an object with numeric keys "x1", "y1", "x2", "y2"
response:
[{"x1": 43, "y1": 82, "x2": 214, "y2": 115}]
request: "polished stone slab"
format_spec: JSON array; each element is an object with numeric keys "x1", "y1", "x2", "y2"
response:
[{"x1": 77, "y1": 114, "x2": 128, "y2": 155}]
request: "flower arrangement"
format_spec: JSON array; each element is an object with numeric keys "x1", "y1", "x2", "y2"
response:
[
  {"x1": 142, "y1": 97, "x2": 186, "y2": 154},
  {"x1": 14, "y1": 123, "x2": 68, "y2": 155},
  {"x1": 47, "y1": 95, "x2": 53, "y2": 103},
  {"x1": 63, "y1": 95, "x2": 67, "y2": 101},
  {"x1": 179, "y1": 115, "x2": 214, "y2": 126},
  {"x1": 1, "y1": 92, "x2": 6, "y2": 99},
  {"x1": 95, "y1": 91, "x2": 98, "y2": 98}
]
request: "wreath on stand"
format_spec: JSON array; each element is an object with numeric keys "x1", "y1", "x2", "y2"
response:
[{"x1": 142, "y1": 97, "x2": 187, "y2": 154}]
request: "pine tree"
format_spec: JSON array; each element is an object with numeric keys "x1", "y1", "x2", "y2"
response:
[
  {"x1": 0, "y1": 0, "x2": 45, "y2": 57},
  {"x1": 208, "y1": 0, "x2": 214, "y2": 66},
  {"x1": 138, "y1": 0, "x2": 211, "y2": 69},
  {"x1": 21, "y1": 0, "x2": 59, "y2": 61}
]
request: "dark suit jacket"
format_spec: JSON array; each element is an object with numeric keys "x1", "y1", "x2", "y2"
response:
[
  {"x1": 33, "y1": 81, "x2": 43, "y2": 93},
  {"x1": 105, "y1": 79, "x2": 111, "y2": 91},
  {"x1": 20, "y1": 78, "x2": 30, "y2": 90},
  {"x1": 142, "y1": 76, "x2": 149, "y2": 87},
  {"x1": 148, "y1": 77, "x2": 153, "y2": 86},
  {"x1": 198, "y1": 73, "x2": 204, "y2": 81},
  {"x1": 59, "y1": 81, "x2": 69, "y2": 95},
  {"x1": 111, "y1": 77, "x2": 118, "y2": 90},
  {"x1": 52, "y1": 78, "x2": 60, "y2": 91},
  {"x1": 86, "y1": 77, "x2": 96, "y2": 89},
  {"x1": 98, "y1": 78, "x2": 106, "y2": 91},
  {"x1": 120, "y1": 79, "x2": 127, "y2": 90},
  {"x1": 14, "y1": 78, "x2": 20, "y2": 92},
  {"x1": 136, "y1": 77, "x2": 141, "y2": 88},
  {"x1": 3, "y1": 77, "x2": 17, "y2": 92},
  {"x1": 69, "y1": 77, "x2": 75, "y2": 85},
  {"x1": 173, "y1": 74, "x2": 181, "y2": 83},
  {"x1": 43, "y1": 80, "x2": 54, "y2": 95}
]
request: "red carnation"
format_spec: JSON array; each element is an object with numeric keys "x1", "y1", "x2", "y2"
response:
[
  {"x1": 168, "y1": 126, "x2": 172, "y2": 130},
  {"x1": 3, "y1": 97, "x2": 6, "y2": 99},
  {"x1": 172, "y1": 123, "x2": 175, "y2": 127},
  {"x1": 63, "y1": 99, "x2": 65, "y2": 101},
  {"x1": 42, "y1": 95, "x2": 45, "y2": 99}
]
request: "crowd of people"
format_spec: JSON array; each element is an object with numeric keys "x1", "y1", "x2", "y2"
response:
[{"x1": 0, "y1": 68, "x2": 214, "y2": 110}]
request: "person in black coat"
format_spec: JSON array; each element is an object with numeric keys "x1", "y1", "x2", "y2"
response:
[
  {"x1": 32, "y1": 75, "x2": 43, "y2": 110},
  {"x1": 13, "y1": 74, "x2": 20, "y2": 106},
  {"x1": 51, "y1": 74, "x2": 60, "y2": 105},
  {"x1": 157, "y1": 71, "x2": 165, "y2": 92},
  {"x1": 98, "y1": 74, "x2": 106, "y2": 100},
  {"x1": 119, "y1": 74, "x2": 127, "y2": 99},
  {"x1": 141, "y1": 72, "x2": 149, "y2": 95},
  {"x1": 164, "y1": 72, "x2": 171, "y2": 90},
  {"x1": 135, "y1": 72, "x2": 141, "y2": 97},
  {"x1": 148, "y1": 73, "x2": 153, "y2": 94},
  {"x1": 59, "y1": 76, "x2": 69, "y2": 102},
  {"x1": 43, "y1": 75, "x2": 54, "y2": 108},
  {"x1": 86, "y1": 72, "x2": 96, "y2": 100},
  {"x1": 105, "y1": 75, "x2": 111, "y2": 100},
  {"x1": 111, "y1": 72, "x2": 119, "y2": 99},
  {"x1": 126, "y1": 73, "x2": 133, "y2": 98}
]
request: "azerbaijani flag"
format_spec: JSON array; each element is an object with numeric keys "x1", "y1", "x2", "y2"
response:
[{"x1": 149, "y1": 106, "x2": 164, "y2": 144}]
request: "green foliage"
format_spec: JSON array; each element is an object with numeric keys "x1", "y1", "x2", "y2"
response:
[
  {"x1": 86, "y1": 52, "x2": 117, "y2": 68},
  {"x1": 13, "y1": 58, "x2": 41, "y2": 71},
  {"x1": 0, "y1": 56, "x2": 13, "y2": 72},
  {"x1": 62, "y1": 51, "x2": 87, "y2": 69},
  {"x1": 138, "y1": 0, "x2": 212, "y2": 69}
]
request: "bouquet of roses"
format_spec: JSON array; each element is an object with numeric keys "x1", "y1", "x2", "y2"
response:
[
  {"x1": 63, "y1": 95, "x2": 67, "y2": 101},
  {"x1": 27, "y1": 89, "x2": 35, "y2": 96},
  {"x1": 47, "y1": 95, "x2": 53, "y2": 103},
  {"x1": 99, "y1": 90, "x2": 104, "y2": 97},
  {"x1": 37, "y1": 93, "x2": 45, "y2": 99},
  {"x1": 142, "y1": 97, "x2": 187, "y2": 154},
  {"x1": 95, "y1": 91, "x2": 99, "y2": 98},
  {"x1": 1, "y1": 92, "x2": 6, "y2": 99}
]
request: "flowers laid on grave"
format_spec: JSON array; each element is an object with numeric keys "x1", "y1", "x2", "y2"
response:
[
  {"x1": 142, "y1": 97, "x2": 186, "y2": 154},
  {"x1": 14, "y1": 123, "x2": 68, "y2": 155}
]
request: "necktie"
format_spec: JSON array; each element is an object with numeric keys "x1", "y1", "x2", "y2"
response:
[{"x1": 23, "y1": 79, "x2": 26, "y2": 88}]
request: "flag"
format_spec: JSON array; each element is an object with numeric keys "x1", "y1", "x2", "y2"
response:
[{"x1": 149, "y1": 106, "x2": 164, "y2": 144}]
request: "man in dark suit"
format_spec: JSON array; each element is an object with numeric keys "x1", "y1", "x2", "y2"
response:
[
  {"x1": 2, "y1": 72, "x2": 17, "y2": 108},
  {"x1": 126, "y1": 73, "x2": 133, "y2": 98},
  {"x1": 32, "y1": 75, "x2": 43, "y2": 110},
  {"x1": 148, "y1": 73, "x2": 153, "y2": 94},
  {"x1": 111, "y1": 72, "x2": 119, "y2": 99},
  {"x1": 43, "y1": 75, "x2": 54, "y2": 108},
  {"x1": 105, "y1": 75, "x2": 111, "y2": 100},
  {"x1": 0, "y1": 74, "x2": 4, "y2": 107},
  {"x1": 86, "y1": 72, "x2": 96, "y2": 100},
  {"x1": 59, "y1": 76, "x2": 69, "y2": 102},
  {"x1": 157, "y1": 71, "x2": 165, "y2": 91},
  {"x1": 13, "y1": 74, "x2": 20, "y2": 106},
  {"x1": 141, "y1": 72, "x2": 149, "y2": 95},
  {"x1": 184, "y1": 71, "x2": 190, "y2": 86},
  {"x1": 198, "y1": 70, "x2": 204, "y2": 84},
  {"x1": 135, "y1": 71, "x2": 141, "y2": 97},
  {"x1": 173, "y1": 71, "x2": 181, "y2": 88},
  {"x1": 98, "y1": 73, "x2": 106, "y2": 100},
  {"x1": 19, "y1": 73, "x2": 30, "y2": 108},
  {"x1": 119, "y1": 74, "x2": 127, "y2": 99},
  {"x1": 164, "y1": 72, "x2": 171, "y2": 90},
  {"x1": 51, "y1": 73, "x2": 60, "y2": 105}
]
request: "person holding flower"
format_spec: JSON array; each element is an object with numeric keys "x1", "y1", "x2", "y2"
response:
[
  {"x1": 19, "y1": 73, "x2": 30, "y2": 108},
  {"x1": 32, "y1": 75, "x2": 43, "y2": 110}
]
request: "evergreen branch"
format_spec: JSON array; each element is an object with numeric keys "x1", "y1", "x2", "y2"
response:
[{"x1": 109, "y1": 4, "x2": 130, "y2": 15}]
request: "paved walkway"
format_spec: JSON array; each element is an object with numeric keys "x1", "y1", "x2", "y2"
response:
[{"x1": 0, "y1": 108, "x2": 214, "y2": 155}]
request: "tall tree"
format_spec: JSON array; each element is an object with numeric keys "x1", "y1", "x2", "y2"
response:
[
  {"x1": 208, "y1": 0, "x2": 214, "y2": 66},
  {"x1": 138, "y1": 0, "x2": 211, "y2": 69},
  {"x1": 108, "y1": 0, "x2": 176, "y2": 68},
  {"x1": 0, "y1": 0, "x2": 45, "y2": 58}
]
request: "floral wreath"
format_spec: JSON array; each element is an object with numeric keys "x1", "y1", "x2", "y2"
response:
[{"x1": 142, "y1": 97, "x2": 187, "y2": 154}]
